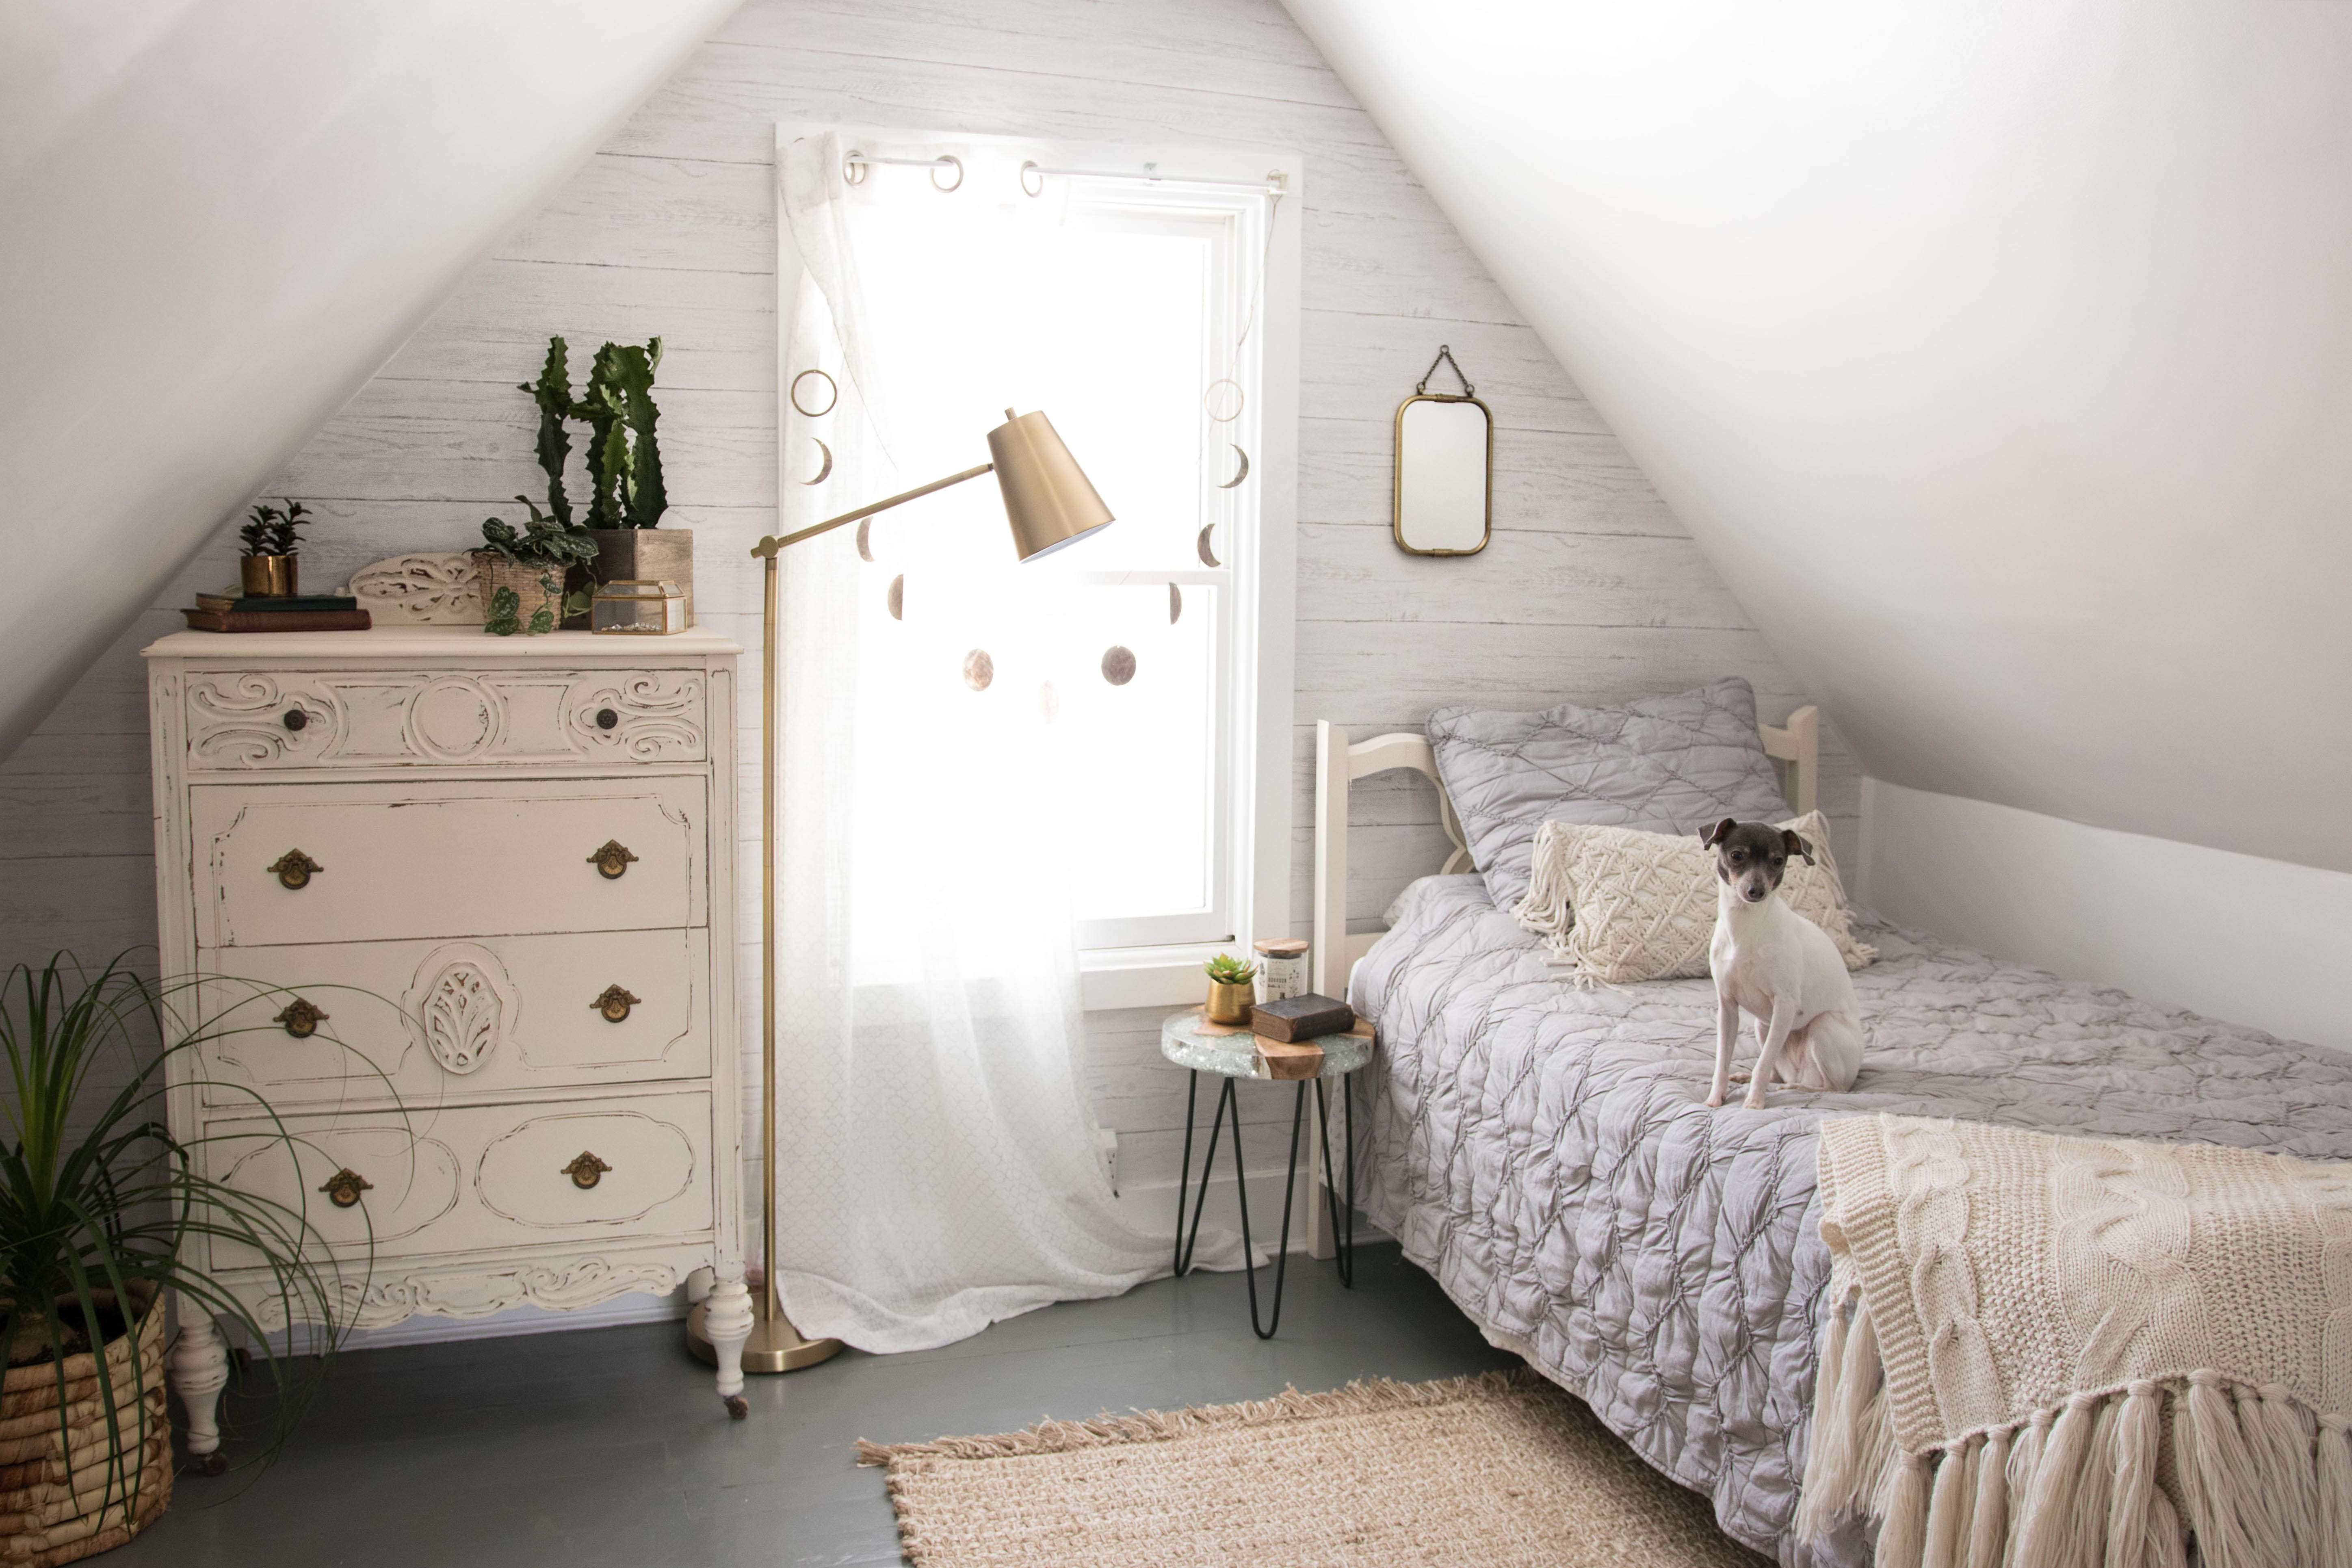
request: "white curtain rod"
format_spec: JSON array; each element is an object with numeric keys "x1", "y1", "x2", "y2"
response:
[{"x1": 842, "y1": 150, "x2": 1283, "y2": 198}]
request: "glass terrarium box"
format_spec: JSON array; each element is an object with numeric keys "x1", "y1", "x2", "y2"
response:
[{"x1": 591, "y1": 578, "x2": 689, "y2": 635}]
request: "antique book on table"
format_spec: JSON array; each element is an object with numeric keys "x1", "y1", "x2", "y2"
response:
[
  {"x1": 195, "y1": 590, "x2": 361, "y2": 613},
  {"x1": 1250, "y1": 993, "x2": 1354, "y2": 1043},
  {"x1": 181, "y1": 607, "x2": 373, "y2": 632}
]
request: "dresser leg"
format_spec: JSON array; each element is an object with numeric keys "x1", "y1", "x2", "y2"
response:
[
  {"x1": 704, "y1": 1272, "x2": 754, "y2": 1419},
  {"x1": 166, "y1": 1307, "x2": 232, "y2": 1475}
]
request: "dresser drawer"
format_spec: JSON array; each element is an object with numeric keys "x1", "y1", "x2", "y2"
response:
[
  {"x1": 204, "y1": 1091, "x2": 715, "y2": 1268},
  {"x1": 192, "y1": 777, "x2": 704, "y2": 946},
  {"x1": 183, "y1": 667, "x2": 706, "y2": 769},
  {"x1": 194, "y1": 929, "x2": 713, "y2": 1108}
]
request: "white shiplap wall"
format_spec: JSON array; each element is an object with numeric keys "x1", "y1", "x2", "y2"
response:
[{"x1": 0, "y1": 0, "x2": 1854, "y2": 1274}]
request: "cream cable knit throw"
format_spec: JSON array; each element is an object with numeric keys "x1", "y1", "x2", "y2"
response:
[{"x1": 1798, "y1": 1114, "x2": 2352, "y2": 1568}]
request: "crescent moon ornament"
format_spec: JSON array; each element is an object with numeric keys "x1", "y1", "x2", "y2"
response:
[
  {"x1": 1168, "y1": 583, "x2": 1183, "y2": 624},
  {"x1": 1196, "y1": 525, "x2": 1220, "y2": 569},
  {"x1": 1217, "y1": 444, "x2": 1250, "y2": 489},
  {"x1": 855, "y1": 517, "x2": 873, "y2": 562},
  {"x1": 887, "y1": 575, "x2": 904, "y2": 620},
  {"x1": 802, "y1": 438, "x2": 833, "y2": 486}
]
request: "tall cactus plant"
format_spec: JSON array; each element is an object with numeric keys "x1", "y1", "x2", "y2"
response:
[
  {"x1": 518, "y1": 338, "x2": 576, "y2": 527},
  {"x1": 577, "y1": 337, "x2": 667, "y2": 529}
]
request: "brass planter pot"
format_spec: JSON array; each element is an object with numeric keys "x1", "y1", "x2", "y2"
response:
[
  {"x1": 238, "y1": 554, "x2": 298, "y2": 597},
  {"x1": 586, "y1": 529, "x2": 693, "y2": 629},
  {"x1": 0, "y1": 1284, "x2": 171, "y2": 1566},
  {"x1": 1204, "y1": 981, "x2": 1254, "y2": 1026},
  {"x1": 473, "y1": 552, "x2": 565, "y2": 636}
]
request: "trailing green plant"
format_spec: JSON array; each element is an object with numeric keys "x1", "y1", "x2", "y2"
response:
[
  {"x1": 479, "y1": 497, "x2": 601, "y2": 570},
  {"x1": 1204, "y1": 953, "x2": 1258, "y2": 985},
  {"x1": 0, "y1": 954, "x2": 386, "y2": 1501},
  {"x1": 235, "y1": 499, "x2": 311, "y2": 557}
]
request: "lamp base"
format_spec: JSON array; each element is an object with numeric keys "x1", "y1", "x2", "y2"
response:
[{"x1": 686, "y1": 1295, "x2": 843, "y2": 1374}]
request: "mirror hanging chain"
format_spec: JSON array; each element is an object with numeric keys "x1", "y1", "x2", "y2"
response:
[{"x1": 1416, "y1": 344, "x2": 1475, "y2": 398}]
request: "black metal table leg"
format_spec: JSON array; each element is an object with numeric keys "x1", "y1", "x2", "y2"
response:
[
  {"x1": 1315, "y1": 1072, "x2": 1356, "y2": 1288},
  {"x1": 1169, "y1": 1066, "x2": 1358, "y2": 1338}
]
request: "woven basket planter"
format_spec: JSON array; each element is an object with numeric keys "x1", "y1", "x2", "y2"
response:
[
  {"x1": 472, "y1": 552, "x2": 566, "y2": 636},
  {"x1": 0, "y1": 1287, "x2": 171, "y2": 1566}
]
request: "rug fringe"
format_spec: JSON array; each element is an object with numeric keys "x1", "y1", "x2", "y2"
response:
[{"x1": 853, "y1": 1367, "x2": 1552, "y2": 1467}]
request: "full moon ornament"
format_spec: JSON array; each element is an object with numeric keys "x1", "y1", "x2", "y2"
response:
[
  {"x1": 1101, "y1": 645, "x2": 1137, "y2": 686},
  {"x1": 963, "y1": 650, "x2": 994, "y2": 691}
]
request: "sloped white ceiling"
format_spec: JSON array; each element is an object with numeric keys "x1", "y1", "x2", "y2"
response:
[
  {"x1": 0, "y1": 0, "x2": 738, "y2": 758},
  {"x1": 1285, "y1": 1, "x2": 2352, "y2": 873}
]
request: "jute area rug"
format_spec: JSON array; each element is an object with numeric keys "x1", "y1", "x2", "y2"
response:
[{"x1": 855, "y1": 1369, "x2": 1771, "y2": 1567}]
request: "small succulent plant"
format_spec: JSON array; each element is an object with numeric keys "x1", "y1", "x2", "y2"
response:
[
  {"x1": 237, "y1": 498, "x2": 312, "y2": 557},
  {"x1": 1204, "y1": 953, "x2": 1258, "y2": 985}
]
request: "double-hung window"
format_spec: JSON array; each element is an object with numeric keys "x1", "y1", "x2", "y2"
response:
[{"x1": 783, "y1": 128, "x2": 1300, "y2": 1005}]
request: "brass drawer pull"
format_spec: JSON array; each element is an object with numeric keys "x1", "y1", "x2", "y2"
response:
[
  {"x1": 274, "y1": 997, "x2": 329, "y2": 1037},
  {"x1": 268, "y1": 849, "x2": 324, "y2": 890},
  {"x1": 588, "y1": 840, "x2": 639, "y2": 879},
  {"x1": 319, "y1": 1168, "x2": 373, "y2": 1208},
  {"x1": 591, "y1": 985, "x2": 641, "y2": 1023},
  {"x1": 561, "y1": 1151, "x2": 612, "y2": 1190},
  {"x1": 282, "y1": 708, "x2": 308, "y2": 732}
]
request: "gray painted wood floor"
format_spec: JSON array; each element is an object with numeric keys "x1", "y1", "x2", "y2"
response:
[{"x1": 121, "y1": 1242, "x2": 1520, "y2": 1567}]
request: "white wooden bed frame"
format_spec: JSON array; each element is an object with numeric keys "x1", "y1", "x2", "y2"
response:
[{"x1": 1309, "y1": 707, "x2": 1819, "y2": 1001}]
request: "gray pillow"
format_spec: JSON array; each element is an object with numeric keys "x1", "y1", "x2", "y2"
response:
[{"x1": 1427, "y1": 676, "x2": 1792, "y2": 912}]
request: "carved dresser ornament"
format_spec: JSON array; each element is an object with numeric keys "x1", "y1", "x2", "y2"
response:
[
  {"x1": 404, "y1": 945, "x2": 518, "y2": 1076},
  {"x1": 342, "y1": 552, "x2": 485, "y2": 625},
  {"x1": 188, "y1": 673, "x2": 338, "y2": 766},
  {"x1": 273, "y1": 997, "x2": 329, "y2": 1038},
  {"x1": 591, "y1": 985, "x2": 641, "y2": 1024},
  {"x1": 567, "y1": 673, "x2": 704, "y2": 760}
]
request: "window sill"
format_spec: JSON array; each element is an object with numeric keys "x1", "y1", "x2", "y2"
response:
[{"x1": 1079, "y1": 942, "x2": 1250, "y2": 1012}]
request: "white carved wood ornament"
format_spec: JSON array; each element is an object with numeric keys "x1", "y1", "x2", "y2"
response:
[{"x1": 343, "y1": 552, "x2": 485, "y2": 624}]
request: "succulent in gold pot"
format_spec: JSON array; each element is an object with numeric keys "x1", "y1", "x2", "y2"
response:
[
  {"x1": 235, "y1": 499, "x2": 312, "y2": 597},
  {"x1": 1202, "y1": 953, "x2": 1258, "y2": 1026}
]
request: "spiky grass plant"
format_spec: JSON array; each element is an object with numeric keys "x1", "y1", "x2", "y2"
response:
[{"x1": 0, "y1": 954, "x2": 372, "y2": 1505}]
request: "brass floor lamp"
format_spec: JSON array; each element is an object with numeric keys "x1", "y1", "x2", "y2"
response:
[{"x1": 687, "y1": 409, "x2": 1115, "y2": 1377}]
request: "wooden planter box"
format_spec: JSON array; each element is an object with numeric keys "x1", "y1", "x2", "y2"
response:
[{"x1": 472, "y1": 552, "x2": 566, "y2": 636}]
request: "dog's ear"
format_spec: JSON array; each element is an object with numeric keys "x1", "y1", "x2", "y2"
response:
[
  {"x1": 1703, "y1": 818, "x2": 1737, "y2": 848},
  {"x1": 1781, "y1": 829, "x2": 1815, "y2": 865}
]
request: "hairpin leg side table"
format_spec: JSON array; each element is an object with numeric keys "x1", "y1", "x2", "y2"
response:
[{"x1": 1160, "y1": 1009, "x2": 1370, "y2": 1339}]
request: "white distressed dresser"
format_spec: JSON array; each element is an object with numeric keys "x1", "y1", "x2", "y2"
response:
[{"x1": 143, "y1": 623, "x2": 756, "y2": 1448}]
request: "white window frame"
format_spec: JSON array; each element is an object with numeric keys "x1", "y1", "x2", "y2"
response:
[{"x1": 777, "y1": 127, "x2": 1301, "y2": 1011}]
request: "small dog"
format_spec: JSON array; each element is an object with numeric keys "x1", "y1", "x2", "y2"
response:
[{"x1": 1702, "y1": 819, "x2": 1863, "y2": 1109}]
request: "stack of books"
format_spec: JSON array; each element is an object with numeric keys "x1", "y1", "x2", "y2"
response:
[{"x1": 183, "y1": 589, "x2": 372, "y2": 633}]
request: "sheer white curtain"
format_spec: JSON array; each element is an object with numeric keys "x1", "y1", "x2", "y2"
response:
[{"x1": 766, "y1": 132, "x2": 1239, "y2": 1353}]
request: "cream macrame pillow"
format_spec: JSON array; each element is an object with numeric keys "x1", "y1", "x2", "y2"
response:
[{"x1": 1510, "y1": 809, "x2": 1876, "y2": 984}]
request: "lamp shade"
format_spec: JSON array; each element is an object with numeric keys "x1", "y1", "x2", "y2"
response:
[{"x1": 987, "y1": 409, "x2": 1115, "y2": 561}]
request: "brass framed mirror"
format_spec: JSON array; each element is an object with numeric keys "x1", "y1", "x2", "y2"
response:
[{"x1": 1393, "y1": 345, "x2": 1492, "y2": 556}]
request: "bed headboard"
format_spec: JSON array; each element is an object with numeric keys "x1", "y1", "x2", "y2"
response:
[{"x1": 1309, "y1": 706, "x2": 1819, "y2": 999}]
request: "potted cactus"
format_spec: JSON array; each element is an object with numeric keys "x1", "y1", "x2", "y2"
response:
[
  {"x1": 1203, "y1": 953, "x2": 1258, "y2": 1026},
  {"x1": 475, "y1": 499, "x2": 599, "y2": 637},
  {"x1": 515, "y1": 335, "x2": 688, "y2": 628},
  {"x1": 235, "y1": 499, "x2": 312, "y2": 598}
]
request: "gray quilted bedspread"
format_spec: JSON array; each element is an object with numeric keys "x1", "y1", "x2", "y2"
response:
[{"x1": 1348, "y1": 875, "x2": 2352, "y2": 1566}]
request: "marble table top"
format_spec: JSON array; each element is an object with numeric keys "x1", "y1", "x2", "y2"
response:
[{"x1": 1160, "y1": 1008, "x2": 1373, "y2": 1081}]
